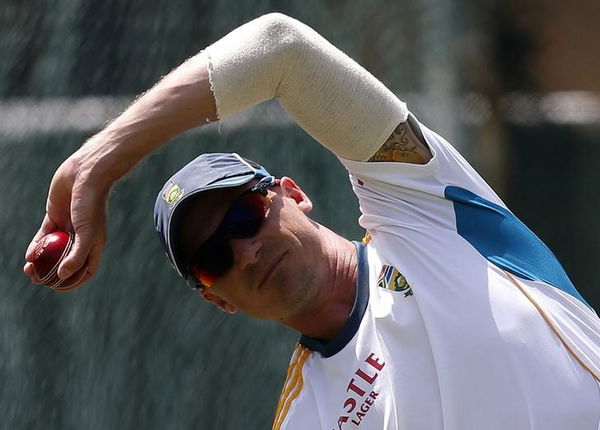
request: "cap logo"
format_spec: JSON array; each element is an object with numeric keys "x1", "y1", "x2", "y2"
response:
[{"x1": 162, "y1": 181, "x2": 184, "y2": 207}]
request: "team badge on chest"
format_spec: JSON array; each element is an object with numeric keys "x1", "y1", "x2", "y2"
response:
[{"x1": 377, "y1": 265, "x2": 413, "y2": 297}]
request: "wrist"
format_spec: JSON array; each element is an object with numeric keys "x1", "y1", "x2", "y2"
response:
[{"x1": 76, "y1": 131, "x2": 136, "y2": 190}]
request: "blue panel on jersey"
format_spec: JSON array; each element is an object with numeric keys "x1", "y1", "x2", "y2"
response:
[{"x1": 445, "y1": 186, "x2": 589, "y2": 307}]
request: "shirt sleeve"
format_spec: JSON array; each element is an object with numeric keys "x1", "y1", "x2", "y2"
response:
[{"x1": 340, "y1": 119, "x2": 505, "y2": 207}]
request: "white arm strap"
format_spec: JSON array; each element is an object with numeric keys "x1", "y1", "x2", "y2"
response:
[{"x1": 205, "y1": 13, "x2": 408, "y2": 161}]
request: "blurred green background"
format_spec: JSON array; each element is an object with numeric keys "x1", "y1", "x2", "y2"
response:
[{"x1": 1, "y1": 1, "x2": 599, "y2": 429}]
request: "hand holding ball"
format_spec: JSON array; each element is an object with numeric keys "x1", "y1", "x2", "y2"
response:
[{"x1": 32, "y1": 232, "x2": 86, "y2": 291}]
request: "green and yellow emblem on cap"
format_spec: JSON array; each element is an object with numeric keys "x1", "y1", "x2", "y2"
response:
[{"x1": 162, "y1": 181, "x2": 184, "y2": 207}]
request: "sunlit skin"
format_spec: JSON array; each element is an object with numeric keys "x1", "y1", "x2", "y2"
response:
[{"x1": 177, "y1": 177, "x2": 358, "y2": 341}]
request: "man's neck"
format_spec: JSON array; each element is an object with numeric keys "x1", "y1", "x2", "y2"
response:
[{"x1": 284, "y1": 234, "x2": 358, "y2": 342}]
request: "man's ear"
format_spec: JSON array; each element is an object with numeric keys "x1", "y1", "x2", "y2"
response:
[
  {"x1": 199, "y1": 288, "x2": 237, "y2": 314},
  {"x1": 279, "y1": 177, "x2": 313, "y2": 213}
]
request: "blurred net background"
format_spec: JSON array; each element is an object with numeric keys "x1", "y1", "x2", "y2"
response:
[{"x1": 1, "y1": 1, "x2": 599, "y2": 429}]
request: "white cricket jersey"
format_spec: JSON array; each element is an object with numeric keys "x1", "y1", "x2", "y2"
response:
[{"x1": 272, "y1": 120, "x2": 600, "y2": 430}]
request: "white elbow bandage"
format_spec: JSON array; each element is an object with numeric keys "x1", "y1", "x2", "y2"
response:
[{"x1": 205, "y1": 13, "x2": 408, "y2": 161}]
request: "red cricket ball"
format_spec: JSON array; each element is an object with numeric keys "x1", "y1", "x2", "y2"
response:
[{"x1": 32, "y1": 232, "x2": 84, "y2": 290}]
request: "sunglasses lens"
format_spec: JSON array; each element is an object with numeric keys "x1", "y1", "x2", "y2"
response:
[
  {"x1": 189, "y1": 191, "x2": 270, "y2": 287},
  {"x1": 191, "y1": 237, "x2": 233, "y2": 287},
  {"x1": 225, "y1": 193, "x2": 268, "y2": 236}
]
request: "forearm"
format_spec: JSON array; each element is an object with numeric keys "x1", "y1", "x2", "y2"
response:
[
  {"x1": 81, "y1": 52, "x2": 217, "y2": 187},
  {"x1": 206, "y1": 13, "x2": 408, "y2": 161}
]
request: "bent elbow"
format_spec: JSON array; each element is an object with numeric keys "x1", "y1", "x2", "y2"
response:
[{"x1": 252, "y1": 13, "x2": 309, "y2": 56}]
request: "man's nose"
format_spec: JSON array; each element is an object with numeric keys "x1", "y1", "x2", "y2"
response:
[{"x1": 229, "y1": 237, "x2": 262, "y2": 271}]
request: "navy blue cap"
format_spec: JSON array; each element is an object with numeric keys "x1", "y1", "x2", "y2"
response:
[{"x1": 153, "y1": 153, "x2": 271, "y2": 278}]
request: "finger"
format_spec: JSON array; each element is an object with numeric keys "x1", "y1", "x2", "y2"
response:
[
  {"x1": 23, "y1": 262, "x2": 43, "y2": 284},
  {"x1": 56, "y1": 236, "x2": 104, "y2": 291},
  {"x1": 25, "y1": 214, "x2": 59, "y2": 261},
  {"x1": 56, "y1": 227, "x2": 96, "y2": 279},
  {"x1": 56, "y1": 239, "x2": 106, "y2": 293},
  {"x1": 54, "y1": 263, "x2": 89, "y2": 293},
  {"x1": 84, "y1": 238, "x2": 105, "y2": 281},
  {"x1": 45, "y1": 194, "x2": 74, "y2": 232},
  {"x1": 23, "y1": 262, "x2": 35, "y2": 277}
]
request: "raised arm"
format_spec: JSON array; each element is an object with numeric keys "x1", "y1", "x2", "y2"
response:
[
  {"x1": 205, "y1": 13, "x2": 408, "y2": 160},
  {"x1": 24, "y1": 13, "x2": 423, "y2": 289}
]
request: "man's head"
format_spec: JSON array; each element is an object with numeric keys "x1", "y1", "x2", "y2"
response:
[
  {"x1": 153, "y1": 153, "x2": 271, "y2": 283},
  {"x1": 154, "y1": 153, "x2": 323, "y2": 321}
]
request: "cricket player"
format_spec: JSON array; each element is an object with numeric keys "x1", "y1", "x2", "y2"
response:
[{"x1": 25, "y1": 13, "x2": 600, "y2": 429}]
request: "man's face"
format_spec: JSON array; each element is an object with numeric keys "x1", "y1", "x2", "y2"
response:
[{"x1": 177, "y1": 177, "x2": 323, "y2": 321}]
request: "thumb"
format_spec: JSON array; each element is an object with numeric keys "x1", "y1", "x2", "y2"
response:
[
  {"x1": 55, "y1": 178, "x2": 109, "y2": 283},
  {"x1": 56, "y1": 227, "x2": 96, "y2": 280}
]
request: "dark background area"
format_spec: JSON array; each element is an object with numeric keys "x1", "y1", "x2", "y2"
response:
[{"x1": 1, "y1": 1, "x2": 599, "y2": 429}]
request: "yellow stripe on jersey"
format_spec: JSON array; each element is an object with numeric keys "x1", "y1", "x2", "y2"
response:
[
  {"x1": 272, "y1": 343, "x2": 312, "y2": 430},
  {"x1": 503, "y1": 270, "x2": 600, "y2": 383}
]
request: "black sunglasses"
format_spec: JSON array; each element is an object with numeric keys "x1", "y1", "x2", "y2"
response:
[{"x1": 185, "y1": 176, "x2": 279, "y2": 289}]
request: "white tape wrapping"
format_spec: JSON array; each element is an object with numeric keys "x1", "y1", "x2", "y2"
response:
[{"x1": 205, "y1": 13, "x2": 408, "y2": 162}]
